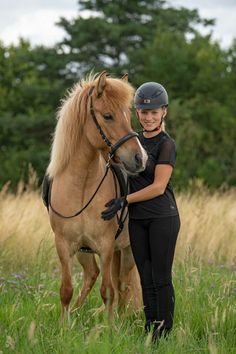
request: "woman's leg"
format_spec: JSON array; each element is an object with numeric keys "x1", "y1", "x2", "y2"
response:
[
  {"x1": 129, "y1": 219, "x2": 157, "y2": 326},
  {"x1": 149, "y1": 215, "x2": 180, "y2": 336}
]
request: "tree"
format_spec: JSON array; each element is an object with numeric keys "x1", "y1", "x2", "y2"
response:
[
  {"x1": 0, "y1": 40, "x2": 68, "y2": 189},
  {"x1": 57, "y1": 0, "x2": 209, "y2": 81}
]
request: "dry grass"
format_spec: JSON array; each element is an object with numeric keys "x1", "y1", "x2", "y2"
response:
[
  {"x1": 0, "y1": 182, "x2": 54, "y2": 267},
  {"x1": 0, "y1": 183, "x2": 236, "y2": 266},
  {"x1": 176, "y1": 188, "x2": 236, "y2": 265}
]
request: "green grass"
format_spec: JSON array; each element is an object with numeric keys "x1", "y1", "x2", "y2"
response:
[{"x1": 0, "y1": 243, "x2": 235, "y2": 354}]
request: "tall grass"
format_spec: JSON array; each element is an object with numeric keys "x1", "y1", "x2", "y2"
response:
[
  {"x1": 0, "y1": 185, "x2": 235, "y2": 353},
  {"x1": 0, "y1": 184, "x2": 55, "y2": 271},
  {"x1": 176, "y1": 187, "x2": 236, "y2": 265},
  {"x1": 1, "y1": 185, "x2": 235, "y2": 266}
]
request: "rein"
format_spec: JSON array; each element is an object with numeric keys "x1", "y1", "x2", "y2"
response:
[
  {"x1": 110, "y1": 167, "x2": 129, "y2": 240},
  {"x1": 48, "y1": 161, "x2": 110, "y2": 219},
  {"x1": 48, "y1": 88, "x2": 136, "y2": 226}
]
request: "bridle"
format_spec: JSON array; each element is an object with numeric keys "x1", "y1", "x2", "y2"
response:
[
  {"x1": 89, "y1": 88, "x2": 138, "y2": 161},
  {"x1": 48, "y1": 87, "x2": 139, "y2": 222}
]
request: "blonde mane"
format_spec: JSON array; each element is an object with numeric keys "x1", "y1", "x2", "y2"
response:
[{"x1": 47, "y1": 73, "x2": 134, "y2": 178}]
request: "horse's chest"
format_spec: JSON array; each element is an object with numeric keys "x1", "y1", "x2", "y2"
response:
[{"x1": 62, "y1": 214, "x2": 107, "y2": 241}]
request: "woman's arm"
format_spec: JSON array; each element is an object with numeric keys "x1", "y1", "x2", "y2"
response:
[{"x1": 127, "y1": 164, "x2": 173, "y2": 204}]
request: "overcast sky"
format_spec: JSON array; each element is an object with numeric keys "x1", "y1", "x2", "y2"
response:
[{"x1": 0, "y1": 0, "x2": 235, "y2": 48}]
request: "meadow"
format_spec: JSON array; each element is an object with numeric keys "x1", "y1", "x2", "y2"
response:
[{"x1": 0, "y1": 183, "x2": 235, "y2": 353}]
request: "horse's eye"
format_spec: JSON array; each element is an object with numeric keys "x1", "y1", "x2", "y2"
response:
[{"x1": 103, "y1": 113, "x2": 113, "y2": 121}]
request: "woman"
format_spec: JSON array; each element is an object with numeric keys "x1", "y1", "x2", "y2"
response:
[{"x1": 101, "y1": 82, "x2": 180, "y2": 342}]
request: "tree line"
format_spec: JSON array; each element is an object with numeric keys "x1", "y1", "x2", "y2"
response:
[{"x1": 1, "y1": 0, "x2": 236, "y2": 191}]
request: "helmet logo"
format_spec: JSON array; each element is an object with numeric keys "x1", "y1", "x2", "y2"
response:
[{"x1": 143, "y1": 99, "x2": 151, "y2": 103}]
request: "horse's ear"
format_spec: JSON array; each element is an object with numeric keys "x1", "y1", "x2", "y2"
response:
[
  {"x1": 95, "y1": 71, "x2": 107, "y2": 98},
  {"x1": 121, "y1": 73, "x2": 128, "y2": 82}
]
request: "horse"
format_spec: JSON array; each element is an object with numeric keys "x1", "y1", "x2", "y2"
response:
[{"x1": 46, "y1": 71, "x2": 147, "y2": 321}]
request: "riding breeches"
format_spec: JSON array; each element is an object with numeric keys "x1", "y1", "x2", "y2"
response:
[{"x1": 129, "y1": 215, "x2": 180, "y2": 334}]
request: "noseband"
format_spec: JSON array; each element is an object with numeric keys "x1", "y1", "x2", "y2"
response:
[{"x1": 89, "y1": 88, "x2": 138, "y2": 160}]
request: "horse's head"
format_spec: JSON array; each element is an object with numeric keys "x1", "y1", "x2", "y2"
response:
[
  {"x1": 85, "y1": 71, "x2": 147, "y2": 174},
  {"x1": 48, "y1": 71, "x2": 147, "y2": 178}
]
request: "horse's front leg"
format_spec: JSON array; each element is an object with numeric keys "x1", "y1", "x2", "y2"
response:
[
  {"x1": 55, "y1": 235, "x2": 74, "y2": 322},
  {"x1": 100, "y1": 245, "x2": 115, "y2": 322},
  {"x1": 72, "y1": 252, "x2": 100, "y2": 311}
]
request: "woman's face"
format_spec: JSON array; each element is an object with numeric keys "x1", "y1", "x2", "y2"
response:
[{"x1": 137, "y1": 107, "x2": 167, "y2": 131}]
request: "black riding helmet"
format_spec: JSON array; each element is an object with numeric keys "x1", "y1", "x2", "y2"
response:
[{"x1": 134, "y1": 82, "x2": 168, "y2": 109}]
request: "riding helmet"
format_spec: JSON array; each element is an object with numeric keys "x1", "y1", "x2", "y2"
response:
[{"x1": 134, "y1": 82, "x2": 168, "y2": 109}]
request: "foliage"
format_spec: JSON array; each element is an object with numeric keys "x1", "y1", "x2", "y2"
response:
[
  {"x1": 1, "y1": 241, "x2": 236, "y2": 353},
  {"x1": 0, "y1": 0, "x2": 236, "y2": 190},
  {"x1": 57, "y1": 0, "x2": 207, "y2": 80},
  {"x1": 1, "y1": 261, "x2": 235, "y2": 353},
  {"x1": 0, "y1": 39, "x2": 71, "y2": 188}
]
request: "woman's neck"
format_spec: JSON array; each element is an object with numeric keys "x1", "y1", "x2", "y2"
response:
[{"x1": 143, "y1": 128, "x2": 163, "y2": 139}]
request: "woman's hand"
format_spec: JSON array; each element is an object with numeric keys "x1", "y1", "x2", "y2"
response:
[{"x1": 101, "y1": 197, "x2": 127, "y2": 220}]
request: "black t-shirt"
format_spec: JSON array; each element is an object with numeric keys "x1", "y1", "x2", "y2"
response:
[{"x1": 128, "y1": 131, "x2": 179, "y2": 219}]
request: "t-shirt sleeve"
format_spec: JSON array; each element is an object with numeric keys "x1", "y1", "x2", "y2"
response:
[{"x1": 155, "y1": 138, "x2": 176, "y2": 167}]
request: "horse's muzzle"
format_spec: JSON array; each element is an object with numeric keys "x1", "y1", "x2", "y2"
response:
[{"x1": 117, "y1": 146, "x2": 147, "y2": 175}]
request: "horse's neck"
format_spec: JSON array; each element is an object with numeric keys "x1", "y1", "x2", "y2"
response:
[
  {"x1": 65, "y1": 140, "x2": 106, "y2": 187},
  {"x1": 50, "y1": 142, "x2": 110, "y2": 217}
]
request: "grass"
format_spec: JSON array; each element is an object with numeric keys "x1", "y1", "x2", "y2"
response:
[{"x1": 0, "y1": 186, "x2": 236, "y2": 353}]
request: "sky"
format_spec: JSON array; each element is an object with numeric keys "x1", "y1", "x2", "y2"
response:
[{"x1": 0, "y1": 0, "x2": 236, "y2": 49}]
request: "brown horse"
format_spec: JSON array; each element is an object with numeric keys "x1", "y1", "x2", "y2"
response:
[{"x1": 46, "y1": 71, "x2": 147, "y2": 321}]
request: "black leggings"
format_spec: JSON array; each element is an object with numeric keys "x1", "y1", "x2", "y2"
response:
[{"x1": 129, "y1": 215, "x2": 180, "y2": 333}]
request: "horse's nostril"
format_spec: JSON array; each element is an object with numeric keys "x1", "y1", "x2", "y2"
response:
[{"x1": 135, "y1": 153, "x2": 142, "y2": 168}]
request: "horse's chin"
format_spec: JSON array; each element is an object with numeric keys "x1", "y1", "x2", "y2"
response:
[{"x1": 122, "y1": 161, "x2": 145, "y2": 176}]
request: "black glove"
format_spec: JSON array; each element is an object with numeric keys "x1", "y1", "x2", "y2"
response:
[{"x1": 101, "y1": 197, "x2": 127, "y2": 220}]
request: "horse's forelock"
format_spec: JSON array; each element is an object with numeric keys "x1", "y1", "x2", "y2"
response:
[{"x1": 103, "y1": 78, "x2": 134, "y2": 108}]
